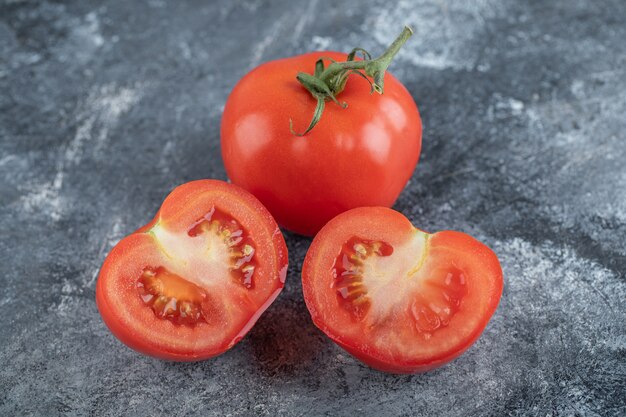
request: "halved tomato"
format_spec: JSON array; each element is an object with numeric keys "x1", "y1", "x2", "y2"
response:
[
  {"x1": 302, "y1": 207, "x2": 502, "y2": 373},
  {"x1": 96, "y1": 180, "x2": 288, "y2": 361}
]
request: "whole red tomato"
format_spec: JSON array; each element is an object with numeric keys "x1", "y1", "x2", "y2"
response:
[{"x1": 221, "y1": 28, "x2": 421, "y2": 236}]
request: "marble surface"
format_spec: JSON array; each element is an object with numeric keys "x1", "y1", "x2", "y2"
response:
[{"x1": 1, "y1": 0, "x2": 624, "y2": 415}]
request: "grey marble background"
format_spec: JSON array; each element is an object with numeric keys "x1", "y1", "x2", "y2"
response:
[{"x1": 1, "y1": 0, "x2": 625, "y2": 416}]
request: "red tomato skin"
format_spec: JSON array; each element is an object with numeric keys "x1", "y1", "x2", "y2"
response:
[
  {"x1": 302, "y1": 207, "x2": 503, "y2": 374},
  {"x1": 221, "y1": 52, "x2": 422, "y2": 236},
  {"x1": 96, "y1": 180, "x2": 288, "y2": 361}
]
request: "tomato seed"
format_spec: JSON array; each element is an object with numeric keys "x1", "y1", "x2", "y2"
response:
[
  {"x1": 187, "y1": 207, "x2": 258, "y2": 289},
  {"x1": 137, "y1": 267, "x2": 209, "y2": 325},
  {"x1": 331, "y1": 237, "x2": 394, "y2": 320}
]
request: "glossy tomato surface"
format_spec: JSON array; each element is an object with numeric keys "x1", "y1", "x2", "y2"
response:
[
  {"x1": 302, "y1": 207, "x2": 503, "y2": 373},
  {"x1": 221, "y1": 52, "x2": 422, "y2": 236},
  {"x1": 96, "y1": 180, "x2": 288, "y2": 361}
]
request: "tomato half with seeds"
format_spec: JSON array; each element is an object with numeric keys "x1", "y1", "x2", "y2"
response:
[
  {"x1": 302, "y1": 207, "x2": 503, "y2": 374},
  {"x1": 96, "y1": 180, "x2": 288, "y2": 361}
]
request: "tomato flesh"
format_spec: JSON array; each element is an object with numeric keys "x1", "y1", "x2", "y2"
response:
[
  {"x1": 302, "y1": 207, "x2": 503, "y2": 373},
  {"x1": 96, "y1": 180, "x2": 288, "y2": 361}
]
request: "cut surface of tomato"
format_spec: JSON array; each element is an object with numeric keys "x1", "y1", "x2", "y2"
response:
[
  {"x1": 96, "y1": 180, "x2": 288, "y2": 361},
  {"x1": 302, "y1": 207, "x2": 503, "y2": 373}
]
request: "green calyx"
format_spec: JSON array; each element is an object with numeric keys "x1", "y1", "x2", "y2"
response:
[{"x1": 289, "y1": 26, "x2": 414, "y2": 136}]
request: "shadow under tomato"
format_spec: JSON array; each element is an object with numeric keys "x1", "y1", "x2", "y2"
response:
[
  {"x1": 244, "y1": 284, "x2": 327, "y2": 378},
  {"x1": 154, "y1": 293, "x2": 325, "y2": 381},
  {"x1": 239, "y1": 231, "x2": 326, "y2": 378}
]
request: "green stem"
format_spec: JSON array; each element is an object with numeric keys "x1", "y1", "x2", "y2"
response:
[
  {"x1": 289, "y1": 98, "x2": 325, "y2": 137},
  {"x1": 320, "y1": 26, "x2": 413, "y2": 91},
  {"x1": 290, "y1": 26, "x2": 413, "y2": 136}
]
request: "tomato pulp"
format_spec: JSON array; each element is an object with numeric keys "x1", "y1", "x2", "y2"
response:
[
  {"x1": 221, "y1": 51, "x2": 422, "y2": 236},
  {"x1": 96, "y1": 180, "x2": 288, "y2": 361},
  {"x1": 302, "y1": 207, "x2": 503, "y2": 373}
]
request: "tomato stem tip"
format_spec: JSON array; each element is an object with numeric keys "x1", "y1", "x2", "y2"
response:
[{"x1": 290, "y1": 26, "x2": 413, "y2": 136}]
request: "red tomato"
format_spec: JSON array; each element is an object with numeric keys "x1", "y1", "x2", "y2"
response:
[
  {"x1": 96, "y1": 180, "x2": 288, "y2": 361},
  {"x1": 221, "y1": 51, "x2": 421, "y2": 236},
  {"x1": 302, "y1": 207, "x2": 503, "y2": 373}
]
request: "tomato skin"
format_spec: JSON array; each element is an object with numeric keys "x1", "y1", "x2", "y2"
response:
[
  {"x1": 221, "y1": 52, "x2": 422, "y2": 236},
  {"x1": 96, "y1": 180, "x2": 288, "y2": 361},
  {"x1": 302, "y1": 207, "x2": 503, "y2": 374}
]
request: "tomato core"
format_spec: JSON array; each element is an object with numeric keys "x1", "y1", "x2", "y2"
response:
[
  {"x1": 149, "y1": 207, "x2": 258, "y2": 293},
  {"x1": 137, "y1": 207, "x2": 260, "y2": 326},
  {"x1": 332, "y1": 238, "x2": 394, "y2": 320},
  {"x1": 329, "y1": 232, "x2": 469, "y2": 339},
  {"x1": 187, "y1": 207, "x2": 257, "y2": 289}
]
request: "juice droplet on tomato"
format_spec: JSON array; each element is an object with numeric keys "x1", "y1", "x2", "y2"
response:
[
  {"x1": 412, "y1": 268, "x2": 468, "y2": 338},
  {"x1": 332, "y1": 237, "x2": 394, "y2": 320},
  {"x1": 188, "y1": 207, "x2": 257, "y2": 289},
  {"x1": 137, "y1": 267, "x2": 210, "y2": 325}
]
